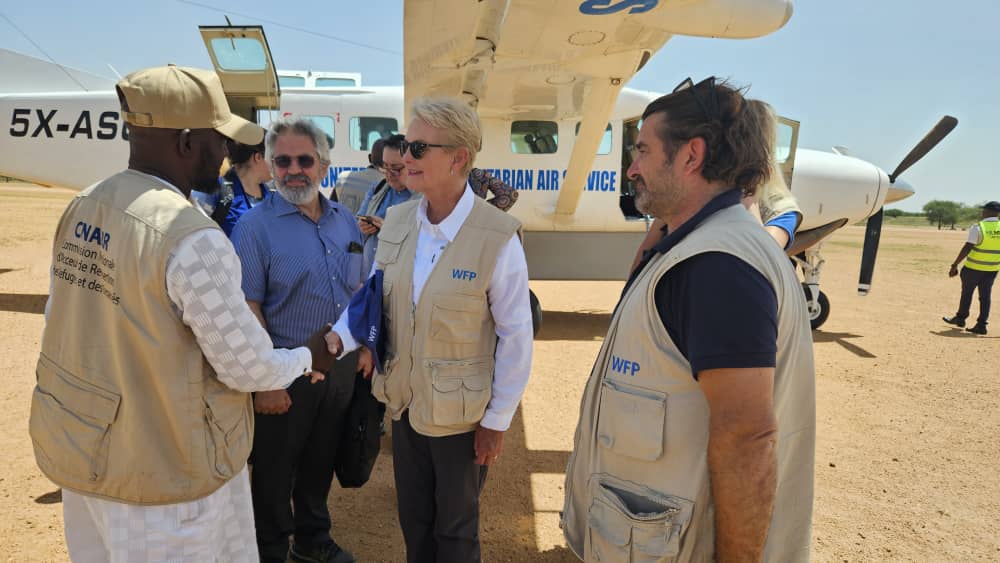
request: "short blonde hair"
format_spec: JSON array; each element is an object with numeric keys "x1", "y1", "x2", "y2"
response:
[{"x1": 410, "y1": 97, "x2": 481, "y2": 176}]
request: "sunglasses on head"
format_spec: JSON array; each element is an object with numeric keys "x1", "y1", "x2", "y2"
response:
[
  {"x1": 672, "y1": 76, "x2": 720, "y2": 122},
  {"x1": 271, "y1": 154, "x2": 317, "y2": 169},
  {"x1": 399, "y1": 140, "x2": 455, "y2": 160}
]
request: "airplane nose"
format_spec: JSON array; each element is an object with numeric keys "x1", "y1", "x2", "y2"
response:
[{"x1": 884, "y1": 178, "x2": 915, "y2": 204}]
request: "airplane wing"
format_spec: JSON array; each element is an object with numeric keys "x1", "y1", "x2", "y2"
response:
[
  {"x1": 403, "y1": 0, "x2": 793, "y2": 217},
  {"x1": 0, "y1": 48, "x2": 116, "y2": 93}
]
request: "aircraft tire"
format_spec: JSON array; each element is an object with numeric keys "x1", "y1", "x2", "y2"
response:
[
  {"x1": 529, "y1": 289, "x2": 543, "y2": 336},
  {"x1": 802, "y1": 283, "x2": 830, "y2": 330}
]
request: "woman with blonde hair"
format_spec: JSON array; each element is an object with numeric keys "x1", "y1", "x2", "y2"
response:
[{"x1": 326, "y1": 97, "x2": 534, "y2": 563}]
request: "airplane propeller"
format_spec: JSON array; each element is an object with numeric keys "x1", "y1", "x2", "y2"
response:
[{"x1": 858, "y1": 115, "x2": 958, "y2": 295}]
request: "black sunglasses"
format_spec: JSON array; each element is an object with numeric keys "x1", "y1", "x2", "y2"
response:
[
  {"x1": 672, "y1": 76, "x2": 719, "y2": 122},
  {"x1": 272, "y1": 154, "x2": 317, "y2": 169},
  {"x1": 400, "y1": 140, "x2": 455, "y2": 160}
]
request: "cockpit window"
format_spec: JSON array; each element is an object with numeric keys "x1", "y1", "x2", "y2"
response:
[
  {"x1": 350, "y1": 117, "x2": 399, "y2": 151},
  {"x1": 511, "y1": 121, "x2": 558, "y2": 154}
]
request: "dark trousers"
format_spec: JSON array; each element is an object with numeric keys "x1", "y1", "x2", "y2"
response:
[
  {"x1": 392, "y1": 412, "x2": 489, "y2": 563},
  {"x1": 251, "y1": 352, "x2": 357, "y2": 561},
  {"x1": 955, "y1": 267, "x2": 998, "y2": 325}
]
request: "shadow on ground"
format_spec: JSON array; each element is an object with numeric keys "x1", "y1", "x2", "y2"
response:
[
  {"x1": 0, "y1": 293, "x2": 47, "y2": 315},
  {"x1": 812, "y1": 330, "x2": 877, "y2": 358}
]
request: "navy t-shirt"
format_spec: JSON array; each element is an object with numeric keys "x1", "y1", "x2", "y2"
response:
[{"x1": 625, "y1": 190, "x2": 778, "y2": 379}]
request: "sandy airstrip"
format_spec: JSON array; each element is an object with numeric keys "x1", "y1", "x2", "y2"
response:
[{"x1": 1, "y1": 184, "x2": 998, "y2": 561}]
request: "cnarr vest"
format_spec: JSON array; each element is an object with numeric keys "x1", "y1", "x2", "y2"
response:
[
  {"x1": 30, "y1": 170, "x2": 253, "y2": 505},
  {"x1": 371, "y1": 196, "x2": 520, "y2": 437},
  {"x1": 562, "y1": 204, "x2": 816, "y2": 562},
  {"x1": 965, "y1": 220, "x2": 1000, "y2": 272}
]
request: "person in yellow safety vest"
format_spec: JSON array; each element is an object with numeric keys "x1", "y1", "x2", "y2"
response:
[{"x1": 943, "y1": 200, "x2": 1000, "y2": 335}]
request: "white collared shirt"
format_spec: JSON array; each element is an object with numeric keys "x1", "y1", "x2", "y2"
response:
[{"x1": 334, "y1": 186, "x2": 534, "y2": 431}]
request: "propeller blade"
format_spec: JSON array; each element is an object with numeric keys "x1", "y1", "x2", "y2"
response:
[
  {"x1": 888, "y1": 115, "x2": 958, "y2": 183},
  {"x1": 858, "y1": 207, "x2": 884, "y2": 296}
]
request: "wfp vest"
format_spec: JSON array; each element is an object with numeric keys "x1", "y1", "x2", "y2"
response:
[
  {"x1": 562, "y1": 204, "x2": 816, "y2": 562},
  {"x1": 30, "y1": 170, "x2": 253, "y2": 505},
  {"x1": 371, "y1": 197, "x2": 520, "y2": 437},
  {"x1": 966, "y1": 220, "x2": 1000, "y2": 272}
]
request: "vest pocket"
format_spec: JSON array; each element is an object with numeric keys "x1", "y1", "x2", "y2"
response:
[
  {"x1": 430, "y1": 295, "x2": 485, "y2": 344},
  {"x1": 203, "y1": 394, "x2": 249, "y2": 480},
  {"x1": 586, "y1": 474, "x2": 694, "y2": 563},
  {"x1": 29, "y1": 357, "x2": 121, "y2": 484},
  {"x1": 597, "y1": 380, "x2": 666, "y2": 461},
  {"x1": 428, "y1": 357, "x2": 493, "y2": 426}
]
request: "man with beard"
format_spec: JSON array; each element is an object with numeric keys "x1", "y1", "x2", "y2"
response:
[
  {"x1": 561, "y1": 78, "x2": 816, "y2": 562},
  {"x1": 30, "y1": 65, "x2": 335, "y2": 562},
  {"x1": 232, "y1": 116, "x2": 365, "y2": 563}
]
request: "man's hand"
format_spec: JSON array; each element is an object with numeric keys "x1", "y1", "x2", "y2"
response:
[
  {"x1": 305, "y1": 324, "x2": 335, "y2": 373},
  {"x1": 474, "y1": 425, "x2": 505, "y2": 465},
  {"x1": 254, "y1": 389, "x2": 291, "y2": 415},
  {"x1": 358, "y1": 215, "x2": 383, "y2": 236},
  {"x1": 949, "y1": 264, "x2": 959, "y2": 278},
  {"x1": 326, "y1": 330, "x2": 343, "y2": 357},
  {"x1": 357, "y1": 346, "x2": 374, "y2": 379}
]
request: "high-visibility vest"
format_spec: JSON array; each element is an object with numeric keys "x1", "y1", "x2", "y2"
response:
[{"x1": 966, "y1": 220, "x2": 1000, "y2": 272}]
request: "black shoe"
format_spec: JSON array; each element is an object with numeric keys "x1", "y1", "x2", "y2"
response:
[
  {"x1": 943, "y1": 316, "x2": 966, "y2": 328},
  {"x1": 289, "y1": 540, "x2": 355, "y2": 563},
  {"x1": 966, "y1": 324, "x2": 987, "y2": 335}
]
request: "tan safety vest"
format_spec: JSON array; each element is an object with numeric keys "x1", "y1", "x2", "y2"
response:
[
  {"x1": 371, "y1": 196, "x2": 520, "y2": 437},
  {"x1": 562, "y1": 204, "x2": 816, "y2": 562},
  {"x1": 30, "y1": 170, "x2": 253, "y2": 505}
]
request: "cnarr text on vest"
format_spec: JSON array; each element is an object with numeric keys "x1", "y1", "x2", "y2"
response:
[{"x1": 74, "y1": 221, "x2": 110, "y2": 251}]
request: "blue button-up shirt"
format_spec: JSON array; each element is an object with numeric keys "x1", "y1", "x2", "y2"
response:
[{"x1": 232, "y1": 192, "x2": 365, "y2": 348}]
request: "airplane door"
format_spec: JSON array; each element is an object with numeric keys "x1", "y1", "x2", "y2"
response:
[
  {"x1": 776, "y1": 116, "x2": 800, "y2": 189},
  {"x1": 619, "y1": 117, "x2": 643, "y2": 219},
  {"x1": 199, "y1": 25, "x2": 281, "y2": 123}
]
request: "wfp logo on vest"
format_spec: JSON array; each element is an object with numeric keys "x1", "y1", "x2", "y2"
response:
[
  {"x1": 610, "y1": 355, "x2": 640, "y2": 376},
  {"x1": 452, "y1": 269, "x2": 477, "y2": 281}
]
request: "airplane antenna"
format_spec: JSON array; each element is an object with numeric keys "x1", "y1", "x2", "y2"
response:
[
  {"x1": 176, "y1": 0, "x2": 401, "y2": 56},
  {"x1": 107, "y1": 63, "x2": 123, "y2": 79},
  {"x1": 0, "y1": 11, "x2": 90, "y2": 91}
]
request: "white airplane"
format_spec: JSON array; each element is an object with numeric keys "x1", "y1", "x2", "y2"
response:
[{"x1": 0, "y1": 0, "x2": 957, "y2": 330}]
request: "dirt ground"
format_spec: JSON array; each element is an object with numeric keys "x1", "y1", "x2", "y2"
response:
[{"x1": 1, "y1": 184, "x2": 998, "y2": 561}]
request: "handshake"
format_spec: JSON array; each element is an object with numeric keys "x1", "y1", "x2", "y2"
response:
[{"x1": 302, "y1": 325, "x2": 375, "y2": 381}]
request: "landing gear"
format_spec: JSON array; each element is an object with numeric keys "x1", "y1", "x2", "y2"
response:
[
  {"x1": 792, "y1": 247, "x2": 830, "y2": 330},
  {"x1": 529, "y1": 290, "x2": 543, "y2": 336}
]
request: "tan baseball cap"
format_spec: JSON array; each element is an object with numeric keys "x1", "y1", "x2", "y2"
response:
[{"x1": 117, "y1": 64, "x2": 264, "y2": 145}]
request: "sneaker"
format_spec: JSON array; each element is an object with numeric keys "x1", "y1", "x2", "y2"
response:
[
  {"x1": 289, "y1": 540, "x2": 355, "y2": 563},
  {"x1": 942, "y1": 316, "x2": 966, "y2": 328},
  {"x1": 966, "y1": 324, "x2": 987, "y2": 335}
]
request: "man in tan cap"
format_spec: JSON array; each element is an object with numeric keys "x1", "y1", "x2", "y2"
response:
[{"x1": 30, "y1": 65, "x2": 335, "y2": 562}]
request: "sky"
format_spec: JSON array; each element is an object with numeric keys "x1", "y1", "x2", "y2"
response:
[{"x1": 1, "y1": 0, "x2": 996, "y2": 211}]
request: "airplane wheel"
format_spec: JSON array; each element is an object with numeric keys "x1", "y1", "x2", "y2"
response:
[
  {"x1": 529, "y1": 290, "x2": 543, "y2": 336},
  {"x1": 802, "y1": 284, "x2": 830, "y2": 330}
]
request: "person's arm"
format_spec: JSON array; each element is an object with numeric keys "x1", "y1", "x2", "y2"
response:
[
  {"x1": 763, "y1": 211, "x2": 800, "y2": 251},
  {"x1": 698, "y1": 367, "x2": 778, "y2": 560},
  {"x1": 247, "y1": 300, "x2": 267, "y2": 329},
  {"x1": 475, "y1": 234, "x2": 534, "y2": 464},
  {"x1": 950, "y1": 243, "x2": 976, "y2": 277},
  {"x1": 166, "y1": 229, "x2": 325, "y2": 392},
  {"x1": 327, "y1": 259, "x2": 381, "y2": 358},
  {"x1": 630, "y1": 217, "x2": 666, "y2": 274}
]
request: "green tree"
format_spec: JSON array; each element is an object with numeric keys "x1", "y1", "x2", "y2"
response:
[
  {"x1": 923, "y1": 200, "x2": 961, "y2": 230},
  {"x1": 885, "y1": 208, "x2": 905, "y2": 218}
]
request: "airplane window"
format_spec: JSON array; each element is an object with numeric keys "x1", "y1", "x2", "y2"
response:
[
  {"x1": 316, "y1": 77, "x2": 357, "y2": 88},
  {"x1": 305, "y1": 115, "x2": 336, "y2": 149},
  {"x1": 278, "y1": 76, "x2": 306, "y2": 87},
  {"x1": 775, "y1": 121, "x2": 793, "y2": 163},
  {"x1": 209, "y1": 38, "x2": 267, "y2": 71},
  {"x1": 574, "y1": 122, "x2": 613, "y2": 155},
  {"x1": 349, "y1": 117, "x2": 399, "y2": 151},
  {"x1": 511, "y1": 121, "x2": 558, "y2": 154}
]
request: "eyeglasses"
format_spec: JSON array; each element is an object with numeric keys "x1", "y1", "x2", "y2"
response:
[
  {"x1": 400, "y1": 140, "x2": 455, "y2": 160},
  {"x1": 672, "y1": 76, "x2": 719, "y2": 122},
  {"x1": 381, "y1": 164, "x2": 405, "y2": 176},
  {"x1": 272, "y1": 154, "x2": 317, "y2": 169}
]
